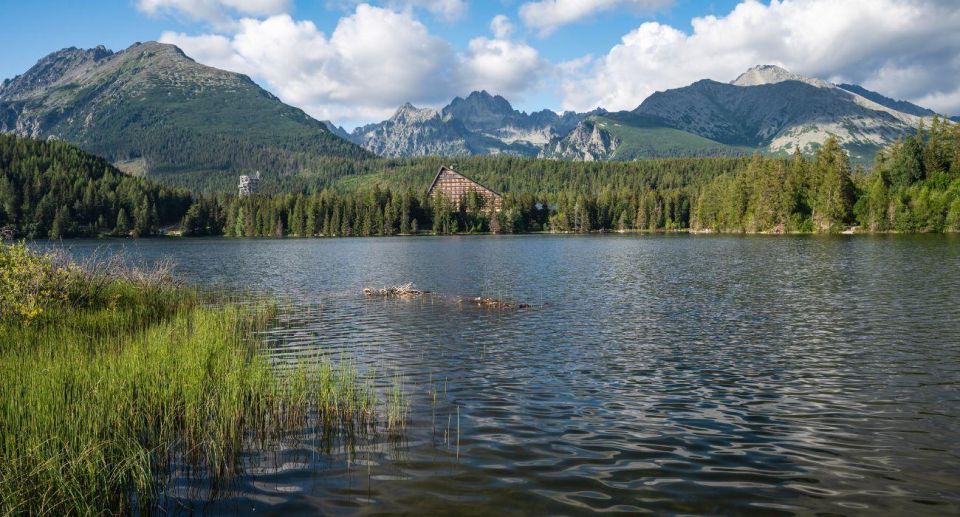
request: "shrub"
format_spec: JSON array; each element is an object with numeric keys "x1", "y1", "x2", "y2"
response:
[{"x1": 0, "y1": 242, "x2": 76, "y2": 322}]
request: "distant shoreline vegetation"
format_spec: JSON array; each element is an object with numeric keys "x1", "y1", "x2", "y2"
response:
[{"x1": 1, "y1": 117, "x2": 959, "y2": 239}]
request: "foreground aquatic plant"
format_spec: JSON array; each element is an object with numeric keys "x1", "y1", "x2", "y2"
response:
[
  {"x1": 0, "y1": 243, "x2": 400, "y2": 514},
  {"x1": 386, "y1": 373, "x2": 410, "y2": 433}
]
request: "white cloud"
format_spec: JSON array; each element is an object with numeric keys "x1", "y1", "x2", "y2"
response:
[
  {"x1": 330, "y1": 0, "x2": 468, "y2": 21},
  {"x1": 560, "y1": 0, "x2": 960, "y2": 115},
  {"x1": 162, "y1": 4, "x2": 544, "y2": 126},
  {"x1": 460, "y1": 15, "x2": 548, "y2": 96},
  {"x1": 490, "y1": 14, "x2": 514, "y2": 39},
  {"x1": 463, "y1": 37, "x2": 545, "y2": 96},
  {"x1": 138, "y1": 0, "x2": 289, "y2": 27},
  {"x1": 403, "y1": 0, "x2": 469, "y2": 21},
  {"x1": 160, "y1": 32, "x2": 255, "y2": 73},
  {"x1": 519, "y1": 0, "x2": 671, "y2": 36}
]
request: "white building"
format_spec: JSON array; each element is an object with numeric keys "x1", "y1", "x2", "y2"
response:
[{"x1": 239, "y1": 171, "x2": 261, "y2": 197}]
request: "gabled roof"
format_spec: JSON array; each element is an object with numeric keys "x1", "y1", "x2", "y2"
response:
[{"x1": 426, "y1": 166, "x2": 502, "y2": 197}]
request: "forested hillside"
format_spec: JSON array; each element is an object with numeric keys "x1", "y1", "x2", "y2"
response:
[
  {"x1": 160, "y1": 154, "x2": 748, "y2": 195},
  {"x1": 0, "y1": 134, "x2": 192, "y2": 238}
]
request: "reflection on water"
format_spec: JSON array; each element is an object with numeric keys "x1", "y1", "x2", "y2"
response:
[{"x1": 47, "y1": 234, "x2": 960, "y2": 514}]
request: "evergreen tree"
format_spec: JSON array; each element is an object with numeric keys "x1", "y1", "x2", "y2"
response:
[
  {"x1": 115, "y1": 208, "x2": 130, "y2": 236},
  {"x1": 811, "y1": 137, "x2": 855, "y2": 231}
]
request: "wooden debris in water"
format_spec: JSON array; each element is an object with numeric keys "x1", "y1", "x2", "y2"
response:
[
  {"x1": 363, "y1": 282, "x2": 429, "y2": 298},
  {"x1": 469, "y1": 297, "x2": 530, "y2": 310}
]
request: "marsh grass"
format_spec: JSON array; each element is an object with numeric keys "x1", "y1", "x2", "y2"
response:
[{"x1": 0, "y1": 244, "x2": 402, "y2": 514}]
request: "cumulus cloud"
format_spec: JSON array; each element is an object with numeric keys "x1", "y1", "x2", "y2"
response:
[
  {"x1": 163, "y1": 5, "x2": 545, "y2": 125},
  {"x1": 560, "y1": 0, "x2": 960, "y2": 115},
  {"x1": 459, "y1": 15, "x2": 548, "y2": 94},
  {"x1": 520, "y1": 0, "x2": 671, "y2": 36},
  {"x1": 463, "y1": 37, "x2": 545, "y2": 95}
]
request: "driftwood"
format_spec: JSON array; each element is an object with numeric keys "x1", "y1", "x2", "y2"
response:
[
  {"x1": 363, "y1": 282, "x2": 429, "y2": 298},
  {"x1": 363, "y1": 283, "x2": 533, "y2": 309},
  {"x1": 469, "y1": 297, "x2": 530, "y2": 310}
]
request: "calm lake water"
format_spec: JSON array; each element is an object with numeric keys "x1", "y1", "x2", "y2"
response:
[{"x1": 46, "y1": 235, "x2": 960, "y2": 515}]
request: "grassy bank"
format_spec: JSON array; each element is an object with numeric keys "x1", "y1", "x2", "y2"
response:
[{"x1": 0, "y1": 243, "x2": 399, "y2": 514}]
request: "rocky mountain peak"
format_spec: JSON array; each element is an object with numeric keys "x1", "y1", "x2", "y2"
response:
[
  {"x1": 444, "y1": 90, "x2": 517, "y2": 122},
  {"x1": 0, "y1": 45, "x2": 115, "y2": 99},
  {"x1": 391, "y1": 103, "x2": 439, "y2": 124},
  {"x1": 731, "y1": 64, "x2": 832, "y2": 88}
]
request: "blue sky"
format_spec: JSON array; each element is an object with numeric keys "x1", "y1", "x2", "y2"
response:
[{"x1": 2, "y1": 1, "x2": 958, "y2": 127}]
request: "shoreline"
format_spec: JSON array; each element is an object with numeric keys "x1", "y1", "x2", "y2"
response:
[{"x1": 18, "y1": 227, "x2": 960, "y2": 242}]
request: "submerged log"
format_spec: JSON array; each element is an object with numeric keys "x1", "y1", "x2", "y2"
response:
[
  {"x1": 469, "y1": 297, "x2": 530, "y2": 310},
  {"x1": 363, "y1": 282, "x2": 429, "y2": 298}
]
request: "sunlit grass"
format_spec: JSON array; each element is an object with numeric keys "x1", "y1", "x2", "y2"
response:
[{"x1": 0, "y1": 243, "x2": 405, "y2": 514}]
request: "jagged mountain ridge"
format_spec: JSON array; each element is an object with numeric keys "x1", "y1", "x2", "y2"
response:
[
  {"x1": 836, "y1": 83, "x2": 937, "y2": 118},
  {"x1": 342, "y1": 91, "x2": 588, "y2": 157},
  {"x1": 0, "y1": 42, "x2": 369, "y2": 176},
  {"x1": 544, "y1": 65, "x2": 942, "y2": 163}
]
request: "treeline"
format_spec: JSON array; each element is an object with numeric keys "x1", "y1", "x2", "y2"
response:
[
  {"x1": 180, "y1": 186, "x2": 693, "y2": 237},
  {"x1": 3, "y1": 120, "x2": 960, "y2": 240},
  {"x1": 693, "y1": 117, "x2": 960, "y2": 232},
  {"x1": 159, "y1": 154, "x2": 749, "y2": 195},
  {"x1": 0, "y1": 134, "x2": 192, "y2": 238},
  {"x1": 855, "y1": 117, "x2": 960, "y2": 232}
]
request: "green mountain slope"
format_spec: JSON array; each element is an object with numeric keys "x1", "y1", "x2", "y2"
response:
[
  {"x1": 593, "y1": 113, "x2": 750, "y2": 159},
  {"x1": 0, "y1": 42, "x2": 371, "y2": 177},
  {"x1": 540, "y1": 112, "x2": 749, "y2": 161},
  {"x1": 631, "y1": 66, "x2": 928, "y2": 163}
]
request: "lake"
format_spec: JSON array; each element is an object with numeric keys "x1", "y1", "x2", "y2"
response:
[{"x1": 44, "y1": 234, "x2": 960, "y2": 515}]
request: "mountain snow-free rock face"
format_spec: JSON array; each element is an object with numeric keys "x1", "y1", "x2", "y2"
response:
[
  {"x1": 351, "y1": 103, "x2": 476, "y2": 157},
  {"x1": 541, "y1": 65, "x2": 939, "y2": 163},
  {"x1": 0, "y1": 42, "x2": 367, "y2": 173},
  {"x1": 349, "y1": 91, "x2": 586, "y2": 157},
  {"x1": 837, "y1": 84, "x2": 937, "y2": 117},
  {"x1": 539, "y1": 119, "x2": 619, "y2": 161},
  {"x1": 346, "y1": 66, "x2": 937, "y2": 162},
  {"x1": 441, "y1": 91, "x2": 581, "y2": 146},
  {"x1": 632, "y1": 66, "x2": 927, "y2": 160},
  {"x1": 731, "y1": 64, "x2": 833, "y2": 89}
]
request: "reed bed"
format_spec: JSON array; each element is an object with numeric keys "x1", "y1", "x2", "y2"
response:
[{"x1": 0, "y1": 243, "x2": 406, "y2": 515}]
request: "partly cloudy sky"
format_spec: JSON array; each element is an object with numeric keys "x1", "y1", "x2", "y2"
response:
[{"x1": 3, "y1": 0, "x2": 959, "y2": 127}]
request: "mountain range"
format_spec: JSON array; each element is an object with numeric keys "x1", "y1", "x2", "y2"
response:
[
  {"x1": 347, "y1": 64, "x2": 945, "y2": 164},
  {"x1": 324, "y1": 91, "x2": 586, "y2": 158},
  {"x1": 1, "y1": 43, "x2": 953, "y2": 177}
]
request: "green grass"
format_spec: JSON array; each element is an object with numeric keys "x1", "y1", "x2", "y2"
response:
[
  {"x1": 0, "y1": 243, "x2": 400, "y2": 514},
  {"x1": 592, "y1": 113, "x2": 753, "y2": 160}
]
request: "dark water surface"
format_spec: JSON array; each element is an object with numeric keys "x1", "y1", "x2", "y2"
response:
[{"x1": 49, "y1": 235, "x2": 960, "y2": 515}]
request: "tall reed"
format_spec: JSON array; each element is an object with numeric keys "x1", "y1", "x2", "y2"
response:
[{"x1": 0, "y1": 244, "x2": 397, "y2": 514}]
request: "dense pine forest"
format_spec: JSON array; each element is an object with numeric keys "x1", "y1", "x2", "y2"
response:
[
  {"x1": 694, "y1": 117, "x2": 960, "y2": 232},
  {"x1": 0, "y1": 134, "x2": 192, "y2": 238},
  {"x1": 1, "y1": 117, "x2": 958, "y2": 239}
]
